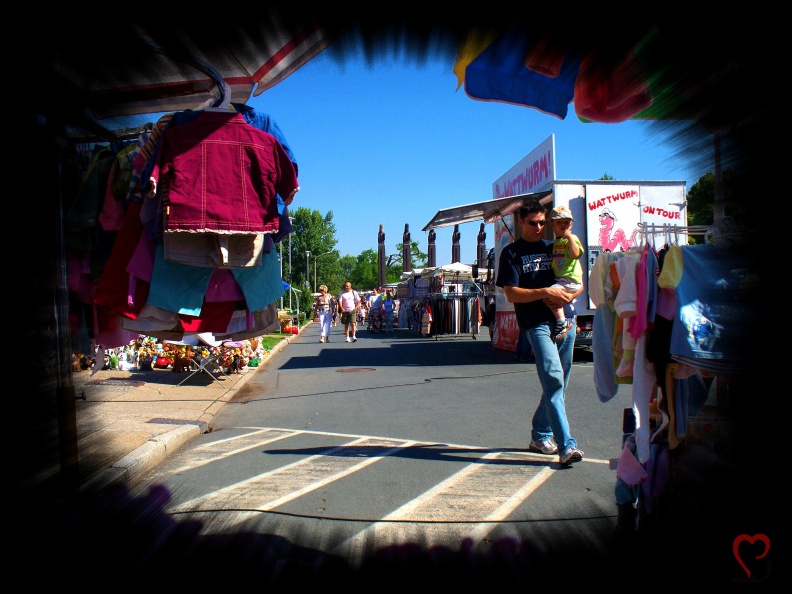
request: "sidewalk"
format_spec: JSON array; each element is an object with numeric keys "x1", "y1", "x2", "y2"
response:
[{"x1": 70, "y1": 327, "x2": 304, "y2": 493}]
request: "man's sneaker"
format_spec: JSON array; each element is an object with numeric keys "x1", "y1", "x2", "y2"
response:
[
  {"x1": 559, "y1": 447, "x2": 584, "y2": 465},
  {"x1": 346, "y1": 337, "x2": 351, "y2": 343},
  {"x1": 553, "y1": 320, "x2": 573, "y2": 342},
  {"x1": 352, "y1": 337, "x2": 357, "y2": 342},
  {"x1": 529, "y1": 439, "x2": 558, "y2": 455}
]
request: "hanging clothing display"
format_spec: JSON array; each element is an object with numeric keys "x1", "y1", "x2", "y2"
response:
[
  {"x1": 71, "y1": 102, "x2": 300, "y2": 346},
  {"x1": 657, "y1": 243, "x2": 758, "y2": 374},
  {"x1": 150, "y1": 109, "x2": 298, "y2": 234},
  {"x1": 600, "y1": 224, "x2": 756, "y2": 536}
]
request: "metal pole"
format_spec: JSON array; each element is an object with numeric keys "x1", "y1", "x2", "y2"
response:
[
  {"x1": 279, "y1": 242, "x2": 283, "y2": 309},
  {"x1": 54, "y1": 141, "x2": 79, "y2": 499},
  {"x1": 313, "y1": 252, "x2": 331, "y2": 294},
  {"x1": 305, "y1": 251, "x2": 310, "y2": 288},
  {"x1": 713, "y1": 130, "x2": 725, "y2": 225},
  {"x1": 288, "y1": 232, "x2": 292, "y2": 309}
]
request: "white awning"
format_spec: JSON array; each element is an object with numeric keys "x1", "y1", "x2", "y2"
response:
[{"x1": 422, "y1": 190, "x2": 552, "y2": 231}]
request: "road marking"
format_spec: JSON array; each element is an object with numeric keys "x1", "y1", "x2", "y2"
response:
[
  {"x1": 334, "y1": 451, "x2": 555, "y2": 558},
  {"x1": 161, "y1": 427, "x2": 613, "y2": 545},
  {"x1": 169, "y1": 428, "x2": 298, "y2": 473},
  {"x1": 170, "y1": 436, "x2": 422, "y2": 513}
]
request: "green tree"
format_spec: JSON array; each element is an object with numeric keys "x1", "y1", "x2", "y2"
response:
[
  {"x1": 349, "y1": 250, "x2": 379, "y2": 291},
  {"x1": 289, "y1": 206, "x2": 340, "y2": 309},
  {"x1": 336, "y1": 254, "x2": 358, "y2": 292},
  {"x1": 391, "y1": 240, "x2": 428, "y2": 271},
  {"x1": 599, "y1": 173, "x2": 615, "y2": 180},
  {"x1": 686, "y1": 169, "x2": 742, "y2": 225}
]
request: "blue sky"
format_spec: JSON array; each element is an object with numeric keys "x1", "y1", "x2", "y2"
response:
[{"x1": 248, "y1": 50, "x2": 702, "y2": 266}]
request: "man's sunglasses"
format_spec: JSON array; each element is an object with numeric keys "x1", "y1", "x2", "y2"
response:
[{"x1": 526, "y1": 220, "x2": 547, "y2": 227}]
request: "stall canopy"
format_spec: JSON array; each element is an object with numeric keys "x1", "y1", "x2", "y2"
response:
[
  {"x1": 26, "y1": 12, "x2": 770, "y2": 164},
  {"x1": 402, "y1": 263, "x2": 478, "y2": 281},
  {"x1": 27, "y1": 13, "x2": 342, "y2": 141},
  {"x1": 422, "y1": 191, "x2": 552, "y2": 231}
]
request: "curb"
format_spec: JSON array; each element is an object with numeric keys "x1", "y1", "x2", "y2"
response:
[{"x1": 83, "y1": 326, "x2": 305, "y2": 493}]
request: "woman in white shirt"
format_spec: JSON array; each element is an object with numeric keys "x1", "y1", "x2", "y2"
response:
[{"x1": 313, "y1": 285, "x2": 334, "y2": 343}]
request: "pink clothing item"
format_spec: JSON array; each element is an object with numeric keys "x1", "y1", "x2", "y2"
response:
[
  {"x1": 126, "y1": 234, "x2": 157, "y2": 308},
  {"x1": 613, "y1": 253, "x2": 638, "y2": 319},
  {"x1": 204, "y1": 268, "x2": 246, "y2": 302},
  {"x1": 93, "y1": 201, "x2": 150, "y2": 320},
  {"x1": 628, "y1": 247, "x2": 649, "y2": 340},
  {"x1": 616, "y1": 442, "x2": 649, "y2": 487},
  {"x1": 179, "y1": 301, "x2": 236, "y2": 334},
  {"x1": 150, "y1": 110, "x2": 299, "y2": 234}
]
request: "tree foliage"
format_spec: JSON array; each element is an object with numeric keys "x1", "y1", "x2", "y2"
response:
[
  {"x1": 348, "y1": 250, "x2": 378, "y2": 292},
  {"x1": 686, "y1": 169, "x2": 743, "y2": 225},
  {"x1": 391, "y1": 240, "x2": 428, "y2": 270},
  {"x1": 288, "y1": 206, "x2": 340, "y2": 309}
]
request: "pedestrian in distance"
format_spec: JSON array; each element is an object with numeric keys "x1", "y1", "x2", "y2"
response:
[
  {"x1": 547, "y1": 205, "x2": 583, "y2": 342},
  {"x1": 338, "y1": 281, "x2": 361, "y2": 342},
  {"x1": 381, "y1": 290, "x2": 395, "y2": 332},
  {"x1": 366, "y1": 287, "x2": 380, "y2": 312},
  {"x1": 313, "y1": 285, "x2": 334, "y2": 343},
  {"x1": 496, "y1": 201, "x2": 585, "y2": 465}
]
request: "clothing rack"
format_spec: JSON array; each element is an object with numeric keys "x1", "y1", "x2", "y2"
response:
[
  {"x1": 636, "y1": 217, "x2": 752, "y2": 246},
  {"x1": 424, "y1": 293, "x2": 481, "y2": 340}
]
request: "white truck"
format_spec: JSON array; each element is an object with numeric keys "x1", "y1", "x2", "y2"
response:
[{"x1": 423, "y1": 134, "x2": 688, "y2": 353}]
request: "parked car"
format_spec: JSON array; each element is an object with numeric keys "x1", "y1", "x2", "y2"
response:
[{"x1": 574, "y1": 314, "x2": 593, "y2": 351}]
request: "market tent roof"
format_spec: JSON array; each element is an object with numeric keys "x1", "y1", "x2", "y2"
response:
[
  {"x1": 437, "y1": 262, "x2": 473, "y2": 274},
  {"x1": 422, "y1": 191, "x2": 552, "y2": 231},
  {"x1": 401, "y1": 262, "x2": 480, "y2": 280}
]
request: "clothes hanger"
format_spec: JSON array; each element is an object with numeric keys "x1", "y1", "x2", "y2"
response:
[{"x1": 204, "y1": 82, "x2": 235, "y2": 112}]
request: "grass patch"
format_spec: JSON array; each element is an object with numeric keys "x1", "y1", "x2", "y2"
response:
[
  {"x1": 259, "y1": 320, "x2": 312, "y2": 350},
  {"x1": 259, "y1": 333, "x2": 289, "y2": 350}
]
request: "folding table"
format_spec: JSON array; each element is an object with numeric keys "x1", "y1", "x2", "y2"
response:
[{"x1": 177, "y1": 347, "x2": 230, "y2": 386}]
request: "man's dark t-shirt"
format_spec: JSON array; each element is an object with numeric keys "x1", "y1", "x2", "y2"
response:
[{"x1": 495, "y1": 238, "x2": 556, "y2": 330}]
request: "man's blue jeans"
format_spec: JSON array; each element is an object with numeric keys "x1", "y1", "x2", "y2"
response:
[
  {"x1": 526, "y1": 318, "x2": 578, "y2": 452},
  {"x1": 515, "y1": 329, "x2": 533, "y2": 360}
]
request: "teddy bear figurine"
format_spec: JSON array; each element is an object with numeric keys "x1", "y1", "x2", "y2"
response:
[{"x1": 172, "y1": 347, "x2": 194, "y2": 373}]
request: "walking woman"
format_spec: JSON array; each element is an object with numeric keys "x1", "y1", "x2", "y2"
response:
[{"x1": 313, "y1": 285, "x2": 334, "y2": 343}]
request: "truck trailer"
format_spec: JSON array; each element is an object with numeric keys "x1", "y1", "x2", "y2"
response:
[{"x1": 423, "y1": 134, "x2": 688, "y2": 353}]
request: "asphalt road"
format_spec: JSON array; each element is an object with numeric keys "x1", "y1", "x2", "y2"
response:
[
  {"x1": 134, "y1": 323, "x2": 627, "y2": 554},
  {"x1": 41, "y1": 321, "x2": 774, "y2": 586}
]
